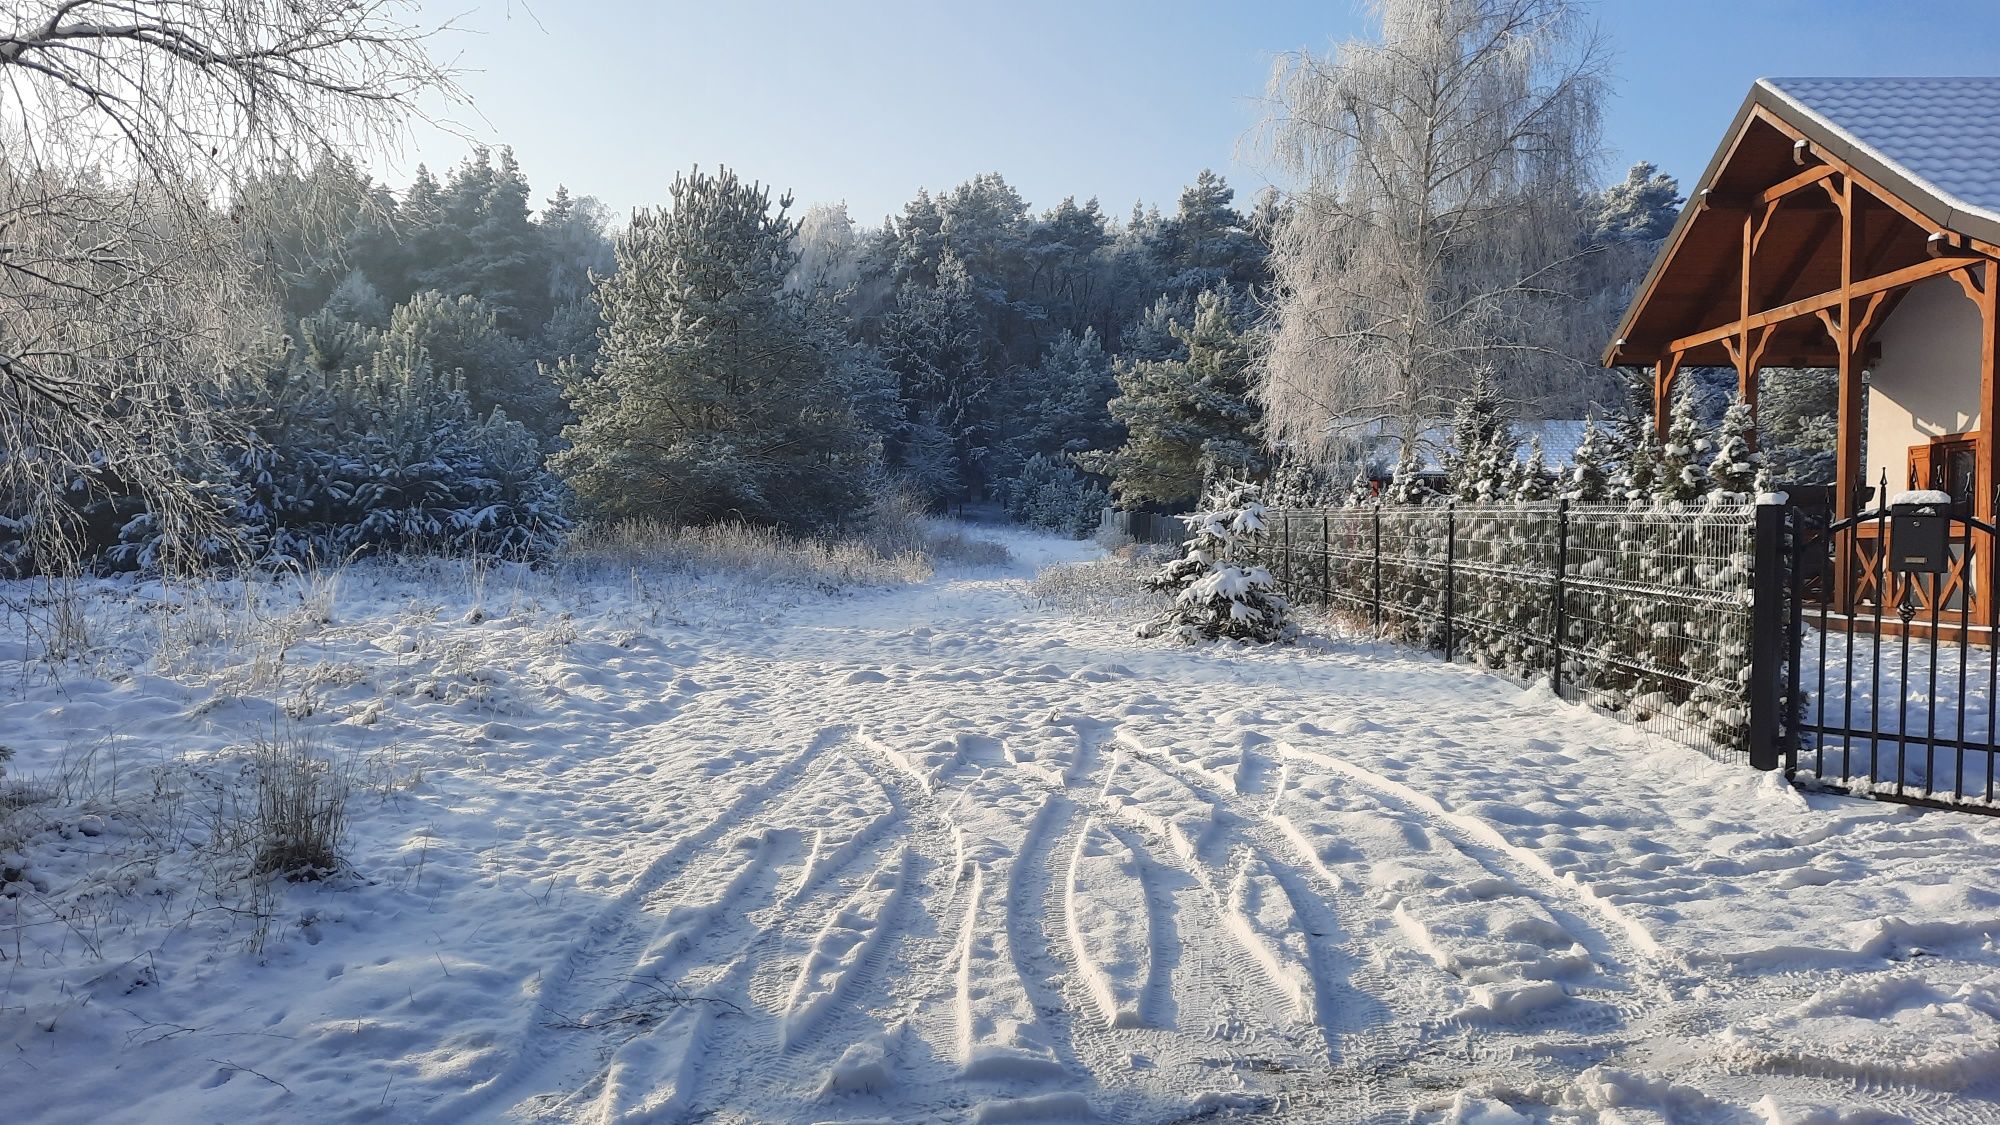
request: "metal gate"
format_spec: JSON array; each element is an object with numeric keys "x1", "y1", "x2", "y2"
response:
[{"x1": 1785, "y1": 498, "x2": 2000, "y2": 811}]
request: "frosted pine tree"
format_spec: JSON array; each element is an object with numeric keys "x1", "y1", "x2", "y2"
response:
[
  {"x1": 1607, "y1": 369, "x2": 1660, "y2": 502},
  {"x1": 1343, "y1": 465, "x2": 1375, "y2": 507},
  {"x1": 1141, "y1": 482, "x2": 1297, "y2": 644},
  {"x1": 1443, "y1": 374, "x2": 1503, "y2": 486},
  {"x1": 1657, "y1": 385, "x2": 1711, "y2": 505},
  {"x1": 1707, "y1": 392, "x2": 1761, "y2": 498},
  {"x1": 1565, "y1": 417, "x2": 1612, "y2": 502},
  {"x1": 1514, "y1": 437, "x2": 1554, "y2": 501},
  {"x1": 554, "y1": 166, "x2": 875, "y2": 530},
  {"x1": 1383, "y1": 442, "x2": 1436, "y2": 505}
]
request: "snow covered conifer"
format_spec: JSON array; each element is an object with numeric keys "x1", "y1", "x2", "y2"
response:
[
  {"x1": 1141, "y1": 481, "x2": 1296, "y2": 644},
  {"x1": 1657, "y1": 385, "x2": 1711, "y2": 505},
  {"x1": 554, "y1": 166, "x2": 874, "y2": 531},
  {"x1": 1343, "y1": 465, "x2": 1375, "y2": 507},
  {"x1": 1606, "y1": 369, "x2": 1660, "y2": 502},
  {"x1": 1708, "y1": 392, "x2": 1761, "y2": 498},
  {"x1": 1514, "y1": 437, "x2": 1554, "y2": 501},
  {"x1": 1444, "y1": 373, "x2": 1517, "y2": 503},
  {"x1": 1383, "y1": 442, "x2": 1436, "y2": 506},
  {"x1": 1565, "y1": 417, "x2": 1612, "y2": 502}
]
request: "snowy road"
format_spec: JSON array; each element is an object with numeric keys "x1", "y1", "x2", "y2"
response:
[{"x1": 6, "y1": 529, "x2": 2000, "y2": 1123}]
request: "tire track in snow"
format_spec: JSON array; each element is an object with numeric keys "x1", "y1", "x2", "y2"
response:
[
  {"x1": 422, "y1": 726, "x2": 840, "y2": 1124},
  {"x1": 1060, "y1": 817, "x2": 1154, "y2": 1030},
  {"x1": 1106, "y1": 730, "x2": 1414, "y2": 1122},
  {"x1": 1091, "y1": 741, "x2": 1329, "y2": 1049},
  {"x1": 623, "y1": 735, "x2": 966, "y2": 1123},
  {"x1": 1267, "y1": 737, "x2": 1680, "y2": 1047},
  {"x1": 1273, "y1": 739, "x2": 1663, "y2": 962},
  {"x1": 541, "y1": 734, "x2": 942, "y2": 1123}
]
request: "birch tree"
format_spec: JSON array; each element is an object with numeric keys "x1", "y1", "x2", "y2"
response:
[
  {"x1": 1257, "y1": 0, "x2": 1608, "y2": 460},
  {"x1": 0, "y1": 1, "x2": 457, "y2": 572}
]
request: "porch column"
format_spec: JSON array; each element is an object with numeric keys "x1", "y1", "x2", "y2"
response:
[
  {"x1": 1980, "y1": 260, "x2": 1998, "y2": 621},
  {"x1": 1832, "y1": 179, "x2": 1862, "y2": 613}
]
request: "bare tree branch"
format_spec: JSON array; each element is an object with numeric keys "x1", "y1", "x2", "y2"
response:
[{"x1": 0, "y1": 1, "x2": 460, "y2": 574}]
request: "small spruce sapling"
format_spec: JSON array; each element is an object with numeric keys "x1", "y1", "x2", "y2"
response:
[
  {"x1": 1343, "y1": 464, "x2": 1374, "y2": 507},
  {"x1": 1657, "y1": 385, "x2": 1711, "y2": 506},
  {"x1": 1708, "y1": 392, "x2": 1761, "y2": 498},
  {"x1": 1565, "y1": 417, "x2": 1612, "y2": 502},
  {"x1": 1384, "y1": 442, "x2": 1436, "y2": 506},
  {"x1": 1140, "y1": 482, "x2": 1297, "y2": 644},
  {"x1": 1514, "y1": 437, "x2": 1554, "y2": 501}
]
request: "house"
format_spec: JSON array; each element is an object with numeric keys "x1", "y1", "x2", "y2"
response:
[{"x1": 1606, "y1": 77, "x2": 1999, "y2": 617}]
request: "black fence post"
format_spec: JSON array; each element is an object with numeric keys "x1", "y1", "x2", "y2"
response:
[
  {"x1": 1552, "y1": 499, "x2": 1570, "y2": 697},
  {"x1": 1748, "y1": 501, "x2": 1788, "y2": 771},
  {"x1": 1444, "y1": 502, "x2": 1457, "y2": 662},
  {"x1": 1783, "y1": 504, "x2": 1807, "y2": 778},
  {"x1": 1321, "y1": 511, "x2": 1331, "y2": 609},
  {"x1": 1280, "y1": 511, "x2": 1291, "y2": 598},
  {"x1": 1371, "y1": 504, "x2": 1383, "y2": 636}
]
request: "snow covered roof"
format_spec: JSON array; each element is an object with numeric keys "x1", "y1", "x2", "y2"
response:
[
  {"x1": 1757, "y1": 77, "x2": 2000, "y2": 242},
  {"x1": 1605, "y1": 76, "x2": 2000, "y2": 368}
]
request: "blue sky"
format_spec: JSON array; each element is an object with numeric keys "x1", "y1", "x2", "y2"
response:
[{"x1": 402, "y1": 1, "x2": 2000, "y2": 225}]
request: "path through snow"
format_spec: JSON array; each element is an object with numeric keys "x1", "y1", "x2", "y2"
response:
[{"x1": 4, "y1": 528, "x2": 2000, "y2": 1122}]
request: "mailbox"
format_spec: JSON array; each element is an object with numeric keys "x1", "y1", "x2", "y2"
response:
[{"x1": 1890, "y1": 500, "x2": 1951, "y2": 573}]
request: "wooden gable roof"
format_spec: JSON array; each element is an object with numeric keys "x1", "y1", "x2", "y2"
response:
[{"x1": 1605, "y1": 78, "x2": 2000, "y2": 370}]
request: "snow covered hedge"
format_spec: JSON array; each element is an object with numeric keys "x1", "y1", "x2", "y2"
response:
[{"x1": 1251, "y1": 500, "x2": 1761, "y2": 756}]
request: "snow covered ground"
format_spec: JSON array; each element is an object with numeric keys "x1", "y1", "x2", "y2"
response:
[{"x1": 4, "y1": 526, "x2": 2000, "y2": 1123}]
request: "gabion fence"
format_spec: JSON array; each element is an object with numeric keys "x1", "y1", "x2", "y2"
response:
[{"x1": 1247, "y1": 501, "x2": 1777, "y2": 762}]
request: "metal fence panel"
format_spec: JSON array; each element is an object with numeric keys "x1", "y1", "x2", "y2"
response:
[{"x1": 1251, "y1": 501, "x2": 1761, "y2": 763}]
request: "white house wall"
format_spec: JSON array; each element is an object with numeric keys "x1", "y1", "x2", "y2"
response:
[{"x1": 1863, "y1": 276, "x2": 1983, "y2": 496}]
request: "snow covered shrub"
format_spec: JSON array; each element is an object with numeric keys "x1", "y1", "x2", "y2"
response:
[
  {"x1": 1267, "y1": 456, "x2": 1346, "y2": 508},
  {"x1": 1140, "y1": 482, "x2": 1296, "y2": 644},
  {"x1": 1383, "y1": 443, "x2": 1439, "y2": 506},
  {"x1": 1005, "y1": 454, "x2": 1107, "y2": 538},
  {"x1": 186, "y1": 330, "x2": 571, "y2": 566}
]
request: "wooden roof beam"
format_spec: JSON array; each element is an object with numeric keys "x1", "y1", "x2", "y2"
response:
[
  {"x1": 1666, "y1": 254, "x2": 1986, "y2": 354},
  {"x1": 1758, "y1": 164, "x2": 1837, "y2": 206}
]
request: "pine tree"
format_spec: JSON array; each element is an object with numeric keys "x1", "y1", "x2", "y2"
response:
[
  {"x1": 1708, "y1": 392, "x2": 1761, "y2": 497},
  {"x1": 1445, "y1": 376, "x2": 1518, "y2": 504},
  {"x1": 553, "y1": 166, "x2": 874, "y2": 530},
  {"x1": 1657, "y1": 384, "x2": 1711, "y2": 505},
  {"x1": 1005, "y1": 454, "x2": 1107, "y2": 537},
  {"x1": 382, "y1": 292, "x2": 557, "y2": 441},
  {"x1": 1565, "y1": 417, "x2": 1612, "y2": 502},
  {"x1": 1514, "y1": 437, "x2": 1554, "y2": 501},
  {"x1": 1077, "y1": 287, "x2": 1263, "y2": 507},
  {"x1": 992, "y1": 328, "x2": 1117, "y2": 488},
  {"x1": 1607, "y1": 369, "x2": 1661, "y2": 503},
  {"x1": 1140, "y1": 481, "x2": 1296, "y2": 644},
  {"x1": 881, "y1": 254, "x2": 992, "y2": 506},
  {"x1": 320, "y1": 270, "x2": 389, "y2": 327},
  {"x1": 1384, "y1": 441, "x2": 1436, "y2": 506},
  {"x1": 1589, "y1": 161, "x2": 1685, "y2": 245}
]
